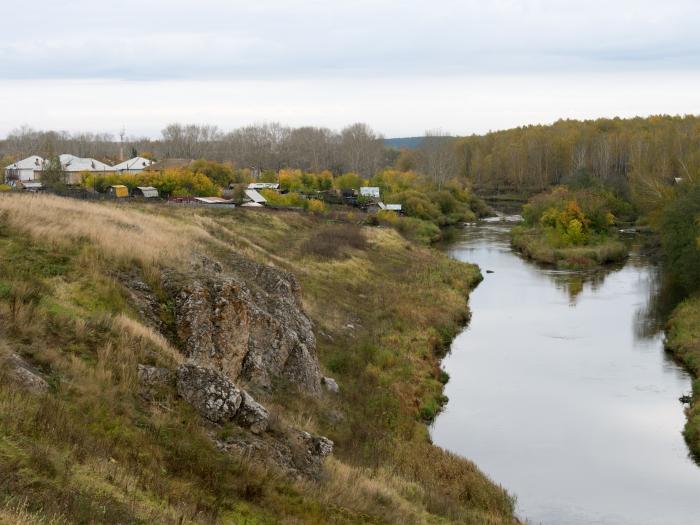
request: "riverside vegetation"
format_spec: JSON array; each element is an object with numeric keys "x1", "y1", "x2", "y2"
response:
[
  {"x1": 510, "y1": 186, "x2": 629, "y2": 268},
  {"x1": 0, "y1": 193, "x2": 516, "y2": 524},
  {"x1": 658, "y1": 178, "x2": 700, "y2": 461}
]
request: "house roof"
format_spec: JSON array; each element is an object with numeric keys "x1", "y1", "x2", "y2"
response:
[
  {"x1": 194, "y1": 197, "x2": 234, "y2": 204},
  {"x1": 113, "y1": 157, "x2": 153, "y2": 171},
  {"x1": 136, "y1": 186, "x2": 159, "y2": 197},
  {"x1": 5, "y1": 155, "x2": 45, "y2": 170},
  {"x1": 244, "y1": 189, "x2": 267, "y2": 204},
  {"x1": 248, "y1": 182, "x2": 279, "y2": 190},
  {"x1": 60, "y1": 154, "x2": 114, "y2": 172},
  {"x1": 360, "y1": 186, "x2": 380, "y2": 197},
  {"x1": 385, "y1": 204, "x2": 402, "y2": 211}
]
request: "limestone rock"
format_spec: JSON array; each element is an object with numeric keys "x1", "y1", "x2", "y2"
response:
[
  {"x1": 321, "y1": 376, "x2": 339, "y2": 394},
  {"x1": 235, "y1": 390, "x2": 269, "y2": 434},
  {"x1": 176, "y1": 364, "x2": 242, "y2": 423},
  {"x1": 5, "y1": 353, "x2": 48, "y2": 394},
  {"x1": 161, "y1": 253, "x2": 322, "y2": 396}
]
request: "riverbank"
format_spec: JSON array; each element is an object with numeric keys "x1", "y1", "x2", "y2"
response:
[
  {"x1": 666, "y1": 296, "x2": 700, "y2": 460},
  {"x1": 0, "y1": 194, "x2": 516, "y2": 524},
  {"x1": 510, "y1": 226, "x2": 628, "y2": 269}
]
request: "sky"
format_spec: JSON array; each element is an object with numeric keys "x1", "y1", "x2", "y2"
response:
[{"x1": 2, "y1": 0, "x2": 700, "y2": 138}]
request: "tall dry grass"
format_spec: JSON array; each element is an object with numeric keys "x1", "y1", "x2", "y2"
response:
[{"x1": 0, "y1": 193, "x2": 211, "y2": 267}]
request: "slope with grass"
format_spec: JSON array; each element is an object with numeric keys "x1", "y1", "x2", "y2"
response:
[{"x1": 0, "y1": 194, "x2": 516, "y2": 525}]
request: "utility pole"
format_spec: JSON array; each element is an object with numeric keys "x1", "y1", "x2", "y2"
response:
[{"x1": 119, "y1": 127, "x2": 126, "y2": 161}]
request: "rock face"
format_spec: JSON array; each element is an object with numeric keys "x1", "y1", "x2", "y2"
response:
[
  {"x1": 132, "y1": 253, "x2": 324, "y2": 397},
  {"x1": 236, "y1": 390, "x2": 269, "y2": 434},
  {"x1": 176, "y1": 364, "x2": 243, "y2": 423},
  {"x1": 175, "y1": 363, "x2": 269, "y2": 434}
]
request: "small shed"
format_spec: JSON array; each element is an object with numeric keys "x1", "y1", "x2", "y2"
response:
[
  {"x1": 360, "y1": 187, "x2": 380, "y2": 199},
  {"x1": 109, "y1": 185, "x2": 129, "y2": 198},
  {"x1": 244, "y1": 189, "x2": 267, "y2": 205},
  {"x1": 385, "y1": 204, "x2": 402, "y2": 212},
  {"x1": 194, "y1": 197, "x2": 235, "y2": 207},
  {"x1": 247, "y1": 182, "x2": 279, "y2": 190},
  {"x1": 134, "y1": 186, "x2": 159, "y2": 198}
]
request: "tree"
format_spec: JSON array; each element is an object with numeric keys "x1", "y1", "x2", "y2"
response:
[
  {"x1": 339, "y1": 123, "x2": 384, "y2": 178},
  {"x1": 418, "y1": 130, "x2": 458, "y2": 190},
  {"x1": 41, "y1": 155, "x2": 67, "y2": 190}
]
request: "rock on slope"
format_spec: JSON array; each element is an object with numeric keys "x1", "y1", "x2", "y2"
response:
[{"x1": 124, "y1": 253, "x2": 333, "y2": 478}]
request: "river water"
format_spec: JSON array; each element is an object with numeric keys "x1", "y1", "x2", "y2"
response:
[{"x1": 431, "y1": 225, "x2": 700, "y2": 525}]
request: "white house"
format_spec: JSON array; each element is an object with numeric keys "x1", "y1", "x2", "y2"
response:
[
  {"x1": 59, "y1": 154, "x2": 116, "y2": 184},
  {"x1": 4, "y1": 155, "x2": 45, "y2": 182},
  {"x1": 113, "y1": 157, "x2": 153, "y2": 174},
  {"x1": 360, "y1": 186, "x2": 380, "y2": 199}
]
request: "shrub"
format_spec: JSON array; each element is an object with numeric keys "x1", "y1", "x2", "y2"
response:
[
  {"x1": 301, "y1": 224, "x2": 367, "y2": 259},
  {"x1": 304, "y1": 199, "x2": 326, "y2": 214}
]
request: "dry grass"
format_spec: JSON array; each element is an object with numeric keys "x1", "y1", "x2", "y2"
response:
[
  {"x1": 0, "y1": 193, "x2": 211, "y2": 267},
  {"x1": 112, "y1": 313, "x2": 183, "y2": 365}
]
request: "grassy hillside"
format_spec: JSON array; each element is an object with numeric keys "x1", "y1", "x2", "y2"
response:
[{"x1": 0, "y1": 194, "x2": 516, "y2": 524}]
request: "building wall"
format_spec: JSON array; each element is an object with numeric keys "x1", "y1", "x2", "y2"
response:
[{"x1": 4, "y1": 168, "x2": 37, "y2": 182}]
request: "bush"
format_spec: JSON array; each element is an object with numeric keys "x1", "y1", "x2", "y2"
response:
[
  {"x1": 301, "y1": 224, "x2": 367, "y2": 259},
  {"x1": 0, "y1": 184, "x2": 11, "y2": 192}
]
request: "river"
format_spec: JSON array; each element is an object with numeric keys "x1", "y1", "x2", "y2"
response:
[{"x1": 431, "y1": 224, "x2": 700, "y2": 525}]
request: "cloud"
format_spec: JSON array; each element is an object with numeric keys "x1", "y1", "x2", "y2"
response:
[{"x1": 3, "y1": 0, "x2": 700, "y2": 80}]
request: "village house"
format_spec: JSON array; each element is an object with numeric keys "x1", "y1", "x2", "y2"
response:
[
  {"x1": 4, "y1": 155, "x2": 46, "y2": 183},
  {"x1": 360, "y1": 186, "x2": 380, "y2": 199},
  {"x1": 112, "y1": 157, "x2": 153, "y2": 174},
  {"x1": 58, "y1": 154, "x2": 116, "y2": 184}
]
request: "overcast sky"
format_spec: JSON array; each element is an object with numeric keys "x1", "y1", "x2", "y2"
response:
[{"x1": 2, "y1": 0, "x2": 699, "y2": 137}]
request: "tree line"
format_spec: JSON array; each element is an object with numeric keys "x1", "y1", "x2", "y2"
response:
[{"x1": 457, "y1": 115, "x2": 700, "y2": 200}]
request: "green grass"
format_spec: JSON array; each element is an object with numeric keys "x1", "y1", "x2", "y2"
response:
[
  {"x1": 665, "y1": 295, "x2": 700, "y2": 460},
  {"x1": 510, "y1": 226, "x2": 628, "y2": 269}
]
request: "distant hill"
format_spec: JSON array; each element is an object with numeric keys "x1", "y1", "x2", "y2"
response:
[
  {"x1": 384, "y1": 137, "x2": 424, "y2": 149},
  {"x1": 384, "y1": 136, "x2": 456, "y2": 149}
]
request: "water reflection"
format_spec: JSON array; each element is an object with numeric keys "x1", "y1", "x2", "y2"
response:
[{"x1": 432, "y1": 225, "x2": 700, "y2": 525}]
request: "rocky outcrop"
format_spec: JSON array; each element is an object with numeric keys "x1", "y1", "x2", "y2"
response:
[
  {"x1": 219, "y1": 427, "x2": 334, "y2": 480},
  {"x1": 3, "y1": 353, "x2": 48, "y2": 394},
  {"x1": 236, "y1": 390, "x2": 269, "y2": 434},
  {"x1": 175, "y1": 363, "x2": 269, "y2": 434},
  {"x1": 121, "y1": 253, "x2": 322, "y2": 397},
  {"x1": 176, "y1": 364, "x2": 243, "y2": 423}
]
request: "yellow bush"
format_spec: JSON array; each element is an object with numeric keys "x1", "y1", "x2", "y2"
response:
[{"x1": 305, "y1": 199, "x2": 326, "y2": 214}]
